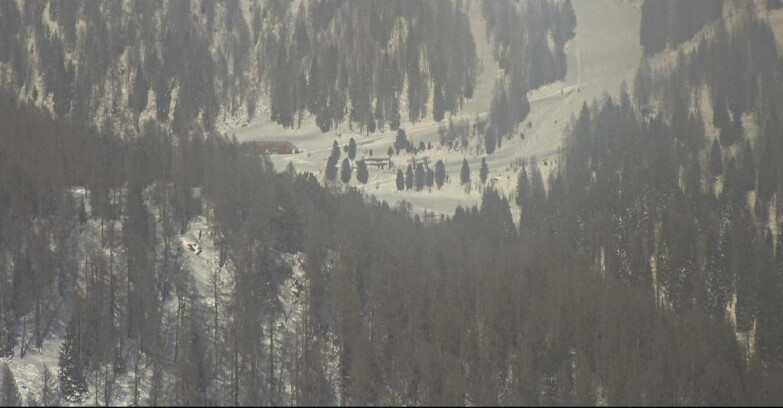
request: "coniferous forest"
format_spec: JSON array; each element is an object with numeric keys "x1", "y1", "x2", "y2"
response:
[{"x1": 2, "y1": 0, "x2": 783, "y2": 406}]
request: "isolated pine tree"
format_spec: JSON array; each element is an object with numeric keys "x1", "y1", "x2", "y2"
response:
[
  {"x1": 426, "y1": 166, "x2": 434, "y2": 189},
  {"x1": 480, "y1": 157, "x2": 489, "y2": 184},
  {"x1": 396, "y1": 169, "x2": 405, "y2": 191},
  {"x1": 460, "y1": 158, "x2": 470, "y2": 185},
  {"x1": 435, "y1": 160, "x2": 446, "y2": 189},
  {"x1": 59, "y1": 317, "x2": 88, "y2": 402}
]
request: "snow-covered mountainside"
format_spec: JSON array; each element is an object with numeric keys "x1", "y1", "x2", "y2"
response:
[{"x1": 229, "y1": 0, "x2": 642, "y2": 223}]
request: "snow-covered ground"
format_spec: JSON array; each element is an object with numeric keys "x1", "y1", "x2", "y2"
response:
[{"x1": 226, "y1": 0, "x2": 643, "y2": 223}]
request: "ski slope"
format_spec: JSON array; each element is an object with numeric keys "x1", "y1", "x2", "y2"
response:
[{"x1": 227, "y1": 0, "x2": 643, "y2": 221}]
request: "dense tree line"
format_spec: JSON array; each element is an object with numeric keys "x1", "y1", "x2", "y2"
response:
[
  {"x1": 0, "y1": 0, "x2": 482, "y2": 136},
  {"x1": 6, "y1": 1, "x2": 783, "y2": 406},
  {"x1": 0, "y1": 0, "x2": 578, "y2": 143},
  {"x1": 639, "y1": 0, "x2": 724, "y2": 56},
  {"x1": 3, "y1": 67, "x2": 783, "y2": 403},
  {"x1": 482, "y1": 0, "x2": 574, "y2": 151}
]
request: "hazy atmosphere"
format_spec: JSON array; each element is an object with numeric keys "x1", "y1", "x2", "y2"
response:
[{"x1": 2, "y1": 0, "x2": 783, "y2": 406}]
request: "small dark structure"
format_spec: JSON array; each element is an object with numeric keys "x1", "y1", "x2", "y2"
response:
[
  {"x1": 364, "y1": 157, "x2": 392, "y2": 169},
  {"x1": 247, "y1": 141, "x2": 301, "y2": 155}
]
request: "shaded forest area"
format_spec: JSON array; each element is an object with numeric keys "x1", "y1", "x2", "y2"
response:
[
  {"x1": 0, "y1": 0, "x2": 575, "y2": 137},
  {"x1": 482, "y1": 0, "x2": 575, "y2": 150},
  {"x1": 639, "y1": 0, "x2": 723, "y2": 56},
  {"x1": 3, "y1": 0, "x2": 783, "y2": 406},
  {"x1": 0, "y1": 0, "x2": 477, "y2": 134},
  {"x1": 1, "y1": 82, "x2": 781, "y2": 405}
]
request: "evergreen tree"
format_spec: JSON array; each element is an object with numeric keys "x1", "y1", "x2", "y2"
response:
[
  {"x1": 395, "y1": 129, "x2": 408, "y2": 154},
  {"x1": 389, "y1": 93, "x2": 401, "y2": 131},
  {"x1": 59, "y1": 316, "x2": 88, "y2": 403},
  {"x1": 387, "y1": 146, "x2": 394, "y2": 158},
  {"x1": 405, "y1": 164, "x2": 414, "y2": 190},
  {"x1": 130, "y1": 64, "x2": 148, "y2": 115},
  {"x1": 307, "y1": 58, "x2": 321, "y2": 114},
  {"x1": 719, "y1": 126, "x2": 735, "y2": 147},
  {"x1": 0, "y1": 308, "x2": 15, "y2": 357},
  {"x1": 433, "y1": 80, "x2": 445, "y2": 122},
  {"x1": 640, "y1": 0, "x2": 669, "y2": 55},
  {"x1": 435, "y1": 160, "x2": 446, "y2": 189},
  {"x1": 348, "y1": 137, "x2": 357, "y2": 160},
  {"x1": 325, "y1": 141, "x2": 341, "y2": 181},
  {"x1": 485, "y1": 126, "x2": 496, "y2": 155},
  {"x1": 460, "y1": 158, "x2": 470, "y2": 185},
  {"x1": 516, "y1": 167, "x2": 530, "y2": 207},
  {"x1": 325, "y1": 155, "x2": 338, "y2": 182},
  {"x1": 331, "y1": 140, "x2": 341, "y2": 161},
  {"x1": 316, "y1": 104, "x2": 332, "y2": 132},
  {"x1": 415, "y1": 163, "x2": 426, "y2": 191},
  {"x1": 356, "y1": 160, "x2": 369, "y2": 184},
  {"x1": 40, "y1": 365, "x2": 57, "y2": 407},
  {"x1": 479, "y1": 157, "x2": 489, "y2": 184},
  {"x1": 396, "y1": 169, "x2": 405, "y2": 191},
  {"x1": 0, "y1": 363, "x2": 21, "y2": 407},
  {"x1": 426, "y1": 165, "x2": 434, "y2": 189},
  {"x1": 340, "y1": 158, "x2": 352, "y2": 184}
]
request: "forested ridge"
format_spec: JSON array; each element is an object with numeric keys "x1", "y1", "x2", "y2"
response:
[
  {"x1": 0, "y1": 0, "x2": 574, "y2": 137},
  {"x1": 3, "y1": 0, "x2": 783, "y2": 406}
]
